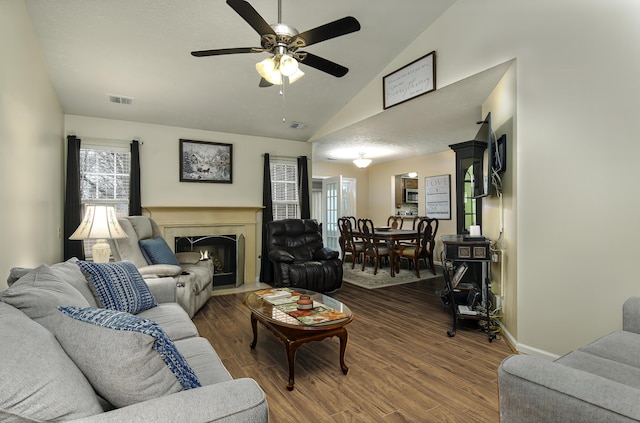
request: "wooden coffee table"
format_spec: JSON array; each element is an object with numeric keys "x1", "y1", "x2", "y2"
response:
[{"x1": 245, "y1": 288, "x2": 354, "y2": 391}]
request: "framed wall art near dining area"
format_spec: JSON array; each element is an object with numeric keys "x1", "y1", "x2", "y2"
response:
[
  {"x1": 179, "y1": 139, "x2": 232, "y2": 183},
  {"x1": 425, "y1": 174, "x2": 451, "y2": 220}
]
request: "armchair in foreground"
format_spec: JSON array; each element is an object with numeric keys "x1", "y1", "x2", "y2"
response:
[{"x1": 266, "y1": 219, "x2": 343, "y2": 292}]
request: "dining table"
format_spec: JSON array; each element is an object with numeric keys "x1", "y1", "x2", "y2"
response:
[{"x1": 361, "y1": 227, "x2": 419, "y2": 277}]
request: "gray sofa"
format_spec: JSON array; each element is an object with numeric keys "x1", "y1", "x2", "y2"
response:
[
  {"x1": 109, "y1": 216, "x2": 214, "y2": 318},
  {"x1": 0, "y1": 259, "x2": 268, "y2": 422},
  {"x1": 498, "y1": 297, "x2": 640, "y2": 422}
]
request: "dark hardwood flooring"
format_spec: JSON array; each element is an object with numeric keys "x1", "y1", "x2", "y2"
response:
[{"x1": 193, "y1": 278, "x2": 514, "y2": 422}]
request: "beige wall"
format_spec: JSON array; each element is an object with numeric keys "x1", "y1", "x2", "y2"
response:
[
  {"x1": 363, "y1": 151, "x2": 457, "y2": 262},
  {"x1": 65, "y1": 115, "x2": 311, "y2": 208},
  {"x1": 316, "y1": 0, "x2": 640, "y2": 357},
  {"x1": 481, "y1": 63, "x2": 517, "y2": 339},
  {"x1": 311, "y1": 161, "x2": 370, "y2": 218},
  {"x1": 0, "y1": 0, "x2": 64, "y2": 289},
  {"x1": 64, "y1": 115, "x2": 311, "y2": 282}
]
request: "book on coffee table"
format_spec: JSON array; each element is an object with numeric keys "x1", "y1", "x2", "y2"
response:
[{"x1": 275, "y1": 302, "x2": 348, "y2": 326}]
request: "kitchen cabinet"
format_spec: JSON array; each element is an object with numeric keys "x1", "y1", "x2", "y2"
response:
[{"x1": 404, "y1": 178, "x2": 418, "y2": 189}]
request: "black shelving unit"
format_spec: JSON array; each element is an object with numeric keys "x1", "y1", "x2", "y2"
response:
[{"x1": 441, "y1": 234, "x2": 495, "y2": 342}]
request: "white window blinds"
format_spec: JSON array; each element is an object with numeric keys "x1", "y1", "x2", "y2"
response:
[{"x1": 270, "y1": 157, "x2": 299, "y2": 220}]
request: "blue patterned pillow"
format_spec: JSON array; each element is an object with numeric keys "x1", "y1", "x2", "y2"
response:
[
  {"x1": 57, "y1": 306, "x2": 201, "y2": 393},
  {"x1": 77, "y1": 261, "x2": 157, "y2": 314},
  {"x1": 139, "y1": 237, "x2": 181, "y2": 266}
]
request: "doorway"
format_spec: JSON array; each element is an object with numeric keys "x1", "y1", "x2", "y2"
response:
[{"x1": 316, "y1": 176, "x2": 356, "y2": 256}]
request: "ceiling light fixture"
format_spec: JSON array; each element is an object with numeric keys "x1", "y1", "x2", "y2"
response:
[
  {"x1": 255, "y1": 51, "x2": 304, "y2": 85},
  {"x1": 407, "y1": 172, "x2": 418, "y2": 178},
  {"x1": 353, "y1": 153, "x2": 372, "y2": 168}
]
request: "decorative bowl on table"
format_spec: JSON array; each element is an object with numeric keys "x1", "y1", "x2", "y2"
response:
[{"x1": 375, "y1": 226, "x2": 391, "y2": 232}]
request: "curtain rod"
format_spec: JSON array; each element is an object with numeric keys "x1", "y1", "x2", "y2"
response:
[
  {"x1": 68, "y1": 134, "x2": 143, "y2": 145},
  {"x1": 262, "y1": 154, "x2": 310, "y2": 160}
]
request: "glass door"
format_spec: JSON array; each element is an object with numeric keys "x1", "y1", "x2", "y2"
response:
[{"x1": 322, "y1": 176, "x2": 356, "y2": 256}]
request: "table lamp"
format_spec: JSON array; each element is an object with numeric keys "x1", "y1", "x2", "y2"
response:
[{"x1": 69, "y1": 205, "x2": 128, "y2": 263}]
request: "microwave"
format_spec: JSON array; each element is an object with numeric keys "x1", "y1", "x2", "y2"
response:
[{"x1": 404, "y1": 188, "x2": 419, "y2": 203}]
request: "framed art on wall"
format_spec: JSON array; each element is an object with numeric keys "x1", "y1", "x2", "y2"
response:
[
  {"x1": 179, "y1": 139, "x2": 232, "y2": 183},
  {"x1": 383, "y1": 51, "x2": 436, "y2": 109},
  {"x1": 425, "y1": 174, "x2": 451, "y2": 220}
]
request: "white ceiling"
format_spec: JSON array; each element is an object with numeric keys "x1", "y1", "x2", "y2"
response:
[{"x1": 25, "y1": 0, "x2": 508, "y2": 165}]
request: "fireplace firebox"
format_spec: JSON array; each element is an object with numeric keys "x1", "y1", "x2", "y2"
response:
[{"x1": 174, "y1": 234, "x2": 245, "y2": 287}]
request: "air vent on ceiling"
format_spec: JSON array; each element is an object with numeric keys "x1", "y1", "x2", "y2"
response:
[
  {"x1": 288, "y1": 121, "x2": 306, "y2": 129},
  {"x1": 108, "y1": 94, "x2": 135, "y2": 105}
]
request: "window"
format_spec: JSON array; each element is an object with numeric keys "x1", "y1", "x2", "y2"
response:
[
  {"x1": 463, "y1": 164, "x2": 478, "y2": 230},
  {"x1": 270, "y1": 157, "x2": 299, "y2": 220},
  {"x1": 79, "y1": 141, "x2": 131, "y2": 256}
]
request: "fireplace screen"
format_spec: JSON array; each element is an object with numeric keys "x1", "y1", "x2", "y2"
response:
[{"x1": 175, "y1": 234, "x2": 244, "y2": 287}]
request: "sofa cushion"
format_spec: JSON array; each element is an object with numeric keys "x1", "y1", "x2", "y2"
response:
[
  {"x1": 174, "y1": 337, "x2": 233, "y2": 386},
  {"x1": 5, "y1": 259, "x2": 98, "y2": 306},
  {"x1": 139, "y1": 237, "x2": 181, "y2": 266},
  {"x1": 77, "y1": 260, "x2": 157, "y2": 314},
  {"x1": 137, "y1": 302, "x2": 199, "y2": 341},
  {"x1": 55, "y1": 306, "x2": 201, "y2": 408},
  {"x1": 129, "y1": 215, "x2": 155, "y2": 239},
  {"x1": 0, "y1": 264, "x2": 91, "y2": 332},
  {"x1": 110, "y1": 218, "x2": 151, "y2": 267},
  {"x1": 0, "y1": 303, "x2": 103, "y2": 421},
  {"x1": 557, "y1": 331, "x2": 640, "y2": 390},
  {"x1": 6, "y1": 267, "x2": 30, "y2": 286}
]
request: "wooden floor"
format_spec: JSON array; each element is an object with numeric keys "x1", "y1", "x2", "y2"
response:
[{"x1": 193, "y1": 278, "x2": 514, "y2": 423}]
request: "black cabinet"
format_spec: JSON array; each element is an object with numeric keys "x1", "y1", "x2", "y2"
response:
[
  {"x1": 441, "y1": 234, "x2": 495, "y2": 342},
  {"x1": 448, "y1": 141, "x2": 487, "y2": 235}
]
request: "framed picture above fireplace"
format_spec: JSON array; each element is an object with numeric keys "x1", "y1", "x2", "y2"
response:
[{"x1": 179, "y1": 139, "x2": 232, "y2": 183}]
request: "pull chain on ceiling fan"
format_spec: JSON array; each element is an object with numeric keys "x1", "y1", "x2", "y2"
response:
[{"x1": 191, "y1": 0, "x2": 361, "y2": 87}]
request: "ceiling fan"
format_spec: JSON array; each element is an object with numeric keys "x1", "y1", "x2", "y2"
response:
[{"x1": 191, "y1": 0, "x2": 361, "y2": 87}]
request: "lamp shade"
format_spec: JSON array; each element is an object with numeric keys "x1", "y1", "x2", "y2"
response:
[
  {"x1": 288, "y1": 68, "x2": 305, "y2": 84},
  {"x1": 279, "y1": 54, "x2": 299, "y2": 76},
  {"x1": 69, "y1": 205, "x2": 128, "y2": 240}
]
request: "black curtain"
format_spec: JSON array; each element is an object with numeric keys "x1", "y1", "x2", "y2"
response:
[
  {"x1": 297, "y1": 156, "x2": 310, "y2": 219},
  {"x1": 129, "y1": 140, "x2": 142, "y2": 215},
  {"x1": 259, "y1": 154, "x2": 274, "y2": 282},
  {"x1": 63, "y1": 135, "x2": 85, "y2": 260}
]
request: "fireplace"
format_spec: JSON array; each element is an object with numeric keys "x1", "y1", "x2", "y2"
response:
[
  {"x1": 174, "y1": 234, "x2": 245, "y2": 288},
  {"x1": 144, "y1": 206, "x2": 261, "y2": 284}
]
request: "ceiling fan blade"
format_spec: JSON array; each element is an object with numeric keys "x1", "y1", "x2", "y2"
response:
[
  {"x1": 258, "y1": 78, "x2": 273, "y2": 88},
  {"x1": 291, "y1": 16, "x2": 360, "y2": 48},
  {"x1": 191, "y1": 47, "x2": 261, "y2": 57},
  {"x1": 226, "y1": 0, "x2": 276, "y2": 36},
  {"x1": 297, "y1": 52, "x2": 349, "y2": 77}
]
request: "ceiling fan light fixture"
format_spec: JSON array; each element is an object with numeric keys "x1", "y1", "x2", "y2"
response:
[
  {"x1": 288, "y1": 68, "x2": 305, "y2": 84},
  {"x1": 279, "y1": 54, "x2": 298, "y2": 76},
  {"x1": 256, "y1": 57, "x2": 282, "y2": 85},
  {"x1": 256, "y1": 57, "x2": 275, "y2": 77}
]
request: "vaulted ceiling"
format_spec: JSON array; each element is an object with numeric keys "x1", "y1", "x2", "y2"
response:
[{"x1": 25, "y1": 0, "x2": 507, "y2": 165}]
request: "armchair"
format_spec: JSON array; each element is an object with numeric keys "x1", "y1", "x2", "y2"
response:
[
  {"x1": 266, "y1": 219, "x2": 343, "y2": 293},
  {"x1": 108, "y1": 216, "x2": 213, "y2": 318}
]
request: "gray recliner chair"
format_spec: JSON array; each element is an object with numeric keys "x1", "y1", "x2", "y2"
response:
[{"x1": 108, "y1": 216, "x2": 213, "y2": 318}]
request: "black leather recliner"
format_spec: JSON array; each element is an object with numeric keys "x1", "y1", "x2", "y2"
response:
[{"x1": 266, "y1": 219, "x2": 343, "y2": 293}]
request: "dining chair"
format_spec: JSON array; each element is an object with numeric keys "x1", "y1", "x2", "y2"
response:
[
  {"x1": 358, "y1": 218, "x2": 390, "y2": 275},
  {"x1": 386, "y1": 215, "x2": 404, "y2": 229},
  {"x1": 339, "y1": 217, "x2": 364, "y2": 269},
  {"x1": 396, "y1": 217, "x2": 439, "y2": 277}
]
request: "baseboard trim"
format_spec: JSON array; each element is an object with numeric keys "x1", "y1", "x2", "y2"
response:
[{"x1": 497, "y1": 321, "x2": 560, "y2": 360}]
